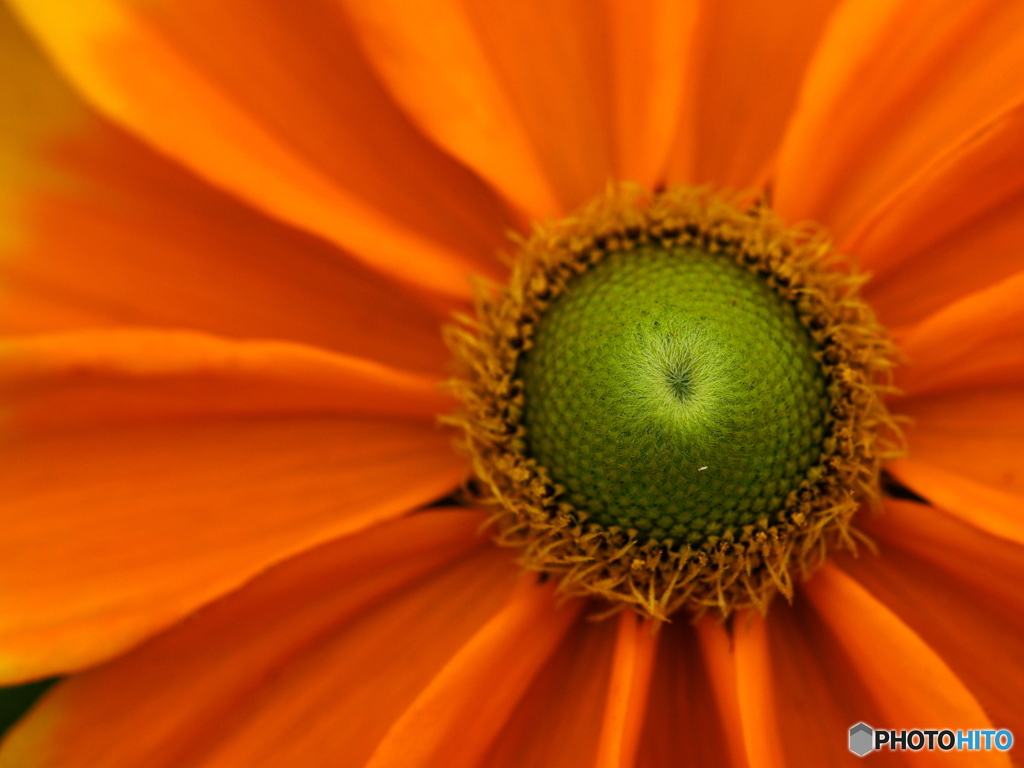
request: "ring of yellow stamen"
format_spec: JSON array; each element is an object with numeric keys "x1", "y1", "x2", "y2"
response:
[{"x1": 445, "y1": 186, "x2": 903, "y2": 620}]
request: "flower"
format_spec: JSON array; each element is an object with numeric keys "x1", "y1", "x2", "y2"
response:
[{"x1": 1, "y1": 0, "x2": 1023, "y2": 766}]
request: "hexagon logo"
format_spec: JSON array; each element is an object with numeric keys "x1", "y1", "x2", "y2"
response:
[{"x1": 849, "y1": 722, "x2": 874, "y2": 757}]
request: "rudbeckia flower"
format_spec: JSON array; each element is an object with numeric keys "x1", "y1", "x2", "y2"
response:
[{"x1": 2, "y1": 0, "x2": 1022, "y2": 765}]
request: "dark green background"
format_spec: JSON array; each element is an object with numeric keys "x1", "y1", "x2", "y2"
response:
[{"x1": 0, "y1": 680, "x2": 57, "y2": 741}]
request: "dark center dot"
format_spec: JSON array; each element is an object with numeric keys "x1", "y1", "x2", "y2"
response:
[{"x1": 519, "y1": 246, "x2": 828, "y2": 544}]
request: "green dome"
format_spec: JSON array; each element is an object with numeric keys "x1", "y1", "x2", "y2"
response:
[{"x1": 519, "y1": 247, "x2": 828, "y2": 543}]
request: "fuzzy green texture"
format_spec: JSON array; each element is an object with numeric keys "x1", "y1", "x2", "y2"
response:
[{"x1": 520, "y1": 247, "x2": 828, "y2": 543}]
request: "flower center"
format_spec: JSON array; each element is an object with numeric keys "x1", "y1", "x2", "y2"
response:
[
  {"x1": 520, "y1": 247, "x2": 827, "y2": 544},
  {"x1": 446, "y1": 187, "x2": 902, "y2": 619}
]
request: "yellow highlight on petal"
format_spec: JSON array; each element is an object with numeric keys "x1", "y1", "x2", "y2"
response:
[
  {"x1": 7, "y1": 0, "x2": 482, "y2": 299},
  {"x1": 0, "y1": 4, "x2": 92, "y2": 254}
]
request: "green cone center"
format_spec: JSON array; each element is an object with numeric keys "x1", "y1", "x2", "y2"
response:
[{"x1": 520, "y1": 247, "x2": 828, "y2": 544}]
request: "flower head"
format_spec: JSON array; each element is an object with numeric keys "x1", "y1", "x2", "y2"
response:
[{"x1": 1, "y1": 0, "x2": 1023, "y2": 766}]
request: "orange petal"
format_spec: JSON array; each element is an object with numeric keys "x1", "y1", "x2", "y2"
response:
[
  {"x1": 364, "y1": 578, "x2": 581, "y2": 768},
  {"x1": 480, "y1": 605, "x2": 616, "y2": 768},
  {"x1": 1, "y1": 329, "x2": 450, "y2": 432},
  {"x1": 0, "y1": 414, "x2": 465, "y2": 682},
  {"x1": 848, "y1": 101, "x2": 1024, "y2": 318},
  {"x1": 0, "y1": 510, "x2": 523, "y2": 767},
  {"x1": 666, "y1": 0, "x2": 841, "y2": 190},
  {"x1": 765, "y1": 593, "x2": 893, "y2": 766},
  {"x1": 775, "y1": 0, "x2": 1024, "y2": 244},
  {"x1": 636, "y1": 620, "x2": 733, "y2": 768},
  {"x1": 895, "y1": 271, "x2": 1024, "y2": 396},
  {"x1": 3, "y1": 119, "x2": 452, "y2": 373},
  {"x1": 803, "y1": 562, "x2": 1009, "y2": 766},
  {"x1": 843, "y1": 499, "x2": 1024, "y2": 750},
  {"x1": 887, "y1": 460, "x2": 1024, "y2": 549},
  {"x1": 604, "y1": 0, "x2": 698, "y2": 189},
  {"x1": 0, "y1": 10, "x2": 453, "y2": 374},
  {"x1": 863, "y1": 188, "x2": 1024, "y2": 329},
  {"x1": 594, "y1": 612, "x2": 659, "y2": 768},
  {"x1": 343, "y1": 0, "x2": 623, "y2": 214},
  {"x1": 732, "y1": 614, "x2": 786, "y2": 768},
  {"x1": 8, "y1": 0, "x2": 513, "y2": 298},
  {"x1": 888, "y1": 383, "x2": 1024, "y2": 546},
  {"x1": 0, "y1": 1, "x2": 86, "y2": 244},
  {"x1": 696, "y1": 618, "x2": 750, "y2": 768}
]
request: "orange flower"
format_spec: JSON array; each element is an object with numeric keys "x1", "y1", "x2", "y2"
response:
[{"x1": 1, "y1": 0, "x2": 1023, "y2": 766}]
